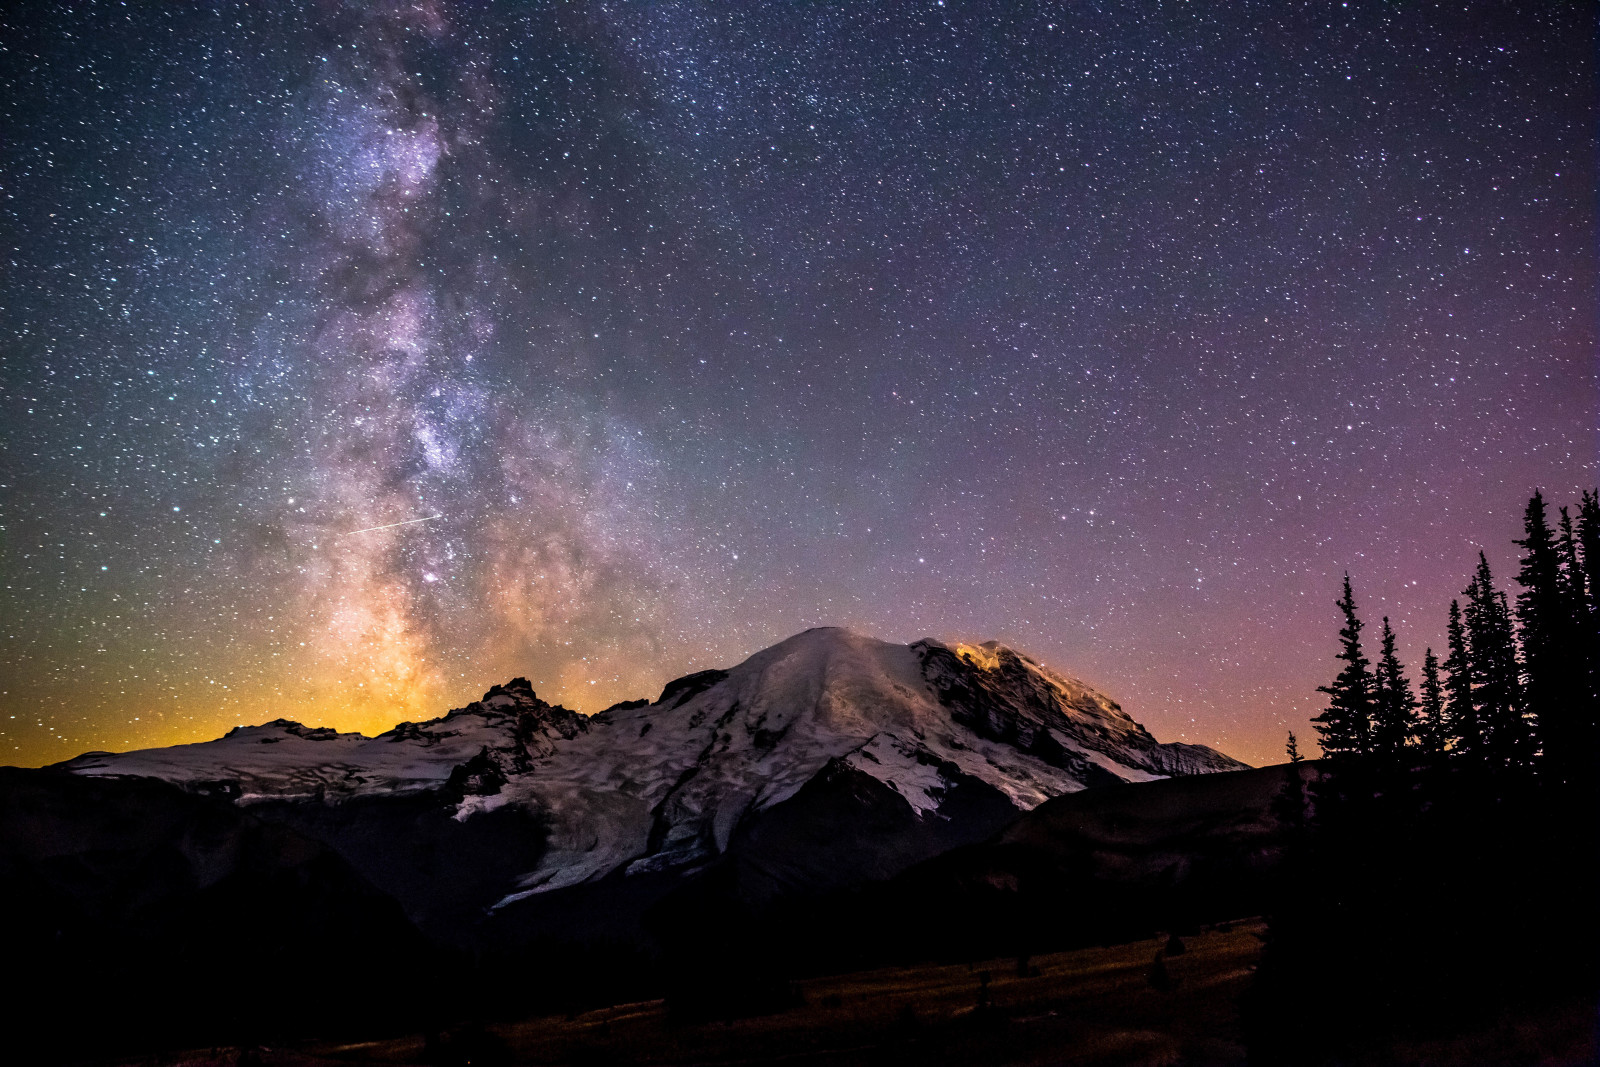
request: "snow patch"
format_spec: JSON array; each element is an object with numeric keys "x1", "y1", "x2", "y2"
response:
[{"x1": 57, "y1": 626, "x2": 1248, "y2": 906}]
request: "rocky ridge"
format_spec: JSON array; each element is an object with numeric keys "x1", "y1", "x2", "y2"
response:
[{"x1": 59, "y1": 627, "x2": 1247, "y2": 921}]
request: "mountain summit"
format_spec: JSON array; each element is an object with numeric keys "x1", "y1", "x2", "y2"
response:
[{"x1": 59, "y1": 627, "x2": 1245, "y2": 938}]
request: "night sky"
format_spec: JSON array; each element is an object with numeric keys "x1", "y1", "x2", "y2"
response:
[{"x1": 1, "y1": 1, "x2": 1592, "y2": 769}]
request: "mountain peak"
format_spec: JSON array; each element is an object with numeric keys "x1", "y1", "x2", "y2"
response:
[
  {"x1": 481, "y1": 676, "x2": 538, "y2": 703},
  {"x1": 221, "y1": 719, "x2": 360, "y2": 742},
  {"x1": 57, "y1": 627, "x2": 1245, "y2": 903}
]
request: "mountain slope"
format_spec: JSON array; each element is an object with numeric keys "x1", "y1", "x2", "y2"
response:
[
  {"x1": 683, "y1": 761, "x2": 1319, "y2": 975},
  {"x1": 55, "y1": 627, "x2": 1246, "y2": 943},
  {"x1": 481, "y1": 628, "x2": 1243, "y2": 904},
  {"x1": 60, "y1": 677, "x2": 587, "y2": 800}
]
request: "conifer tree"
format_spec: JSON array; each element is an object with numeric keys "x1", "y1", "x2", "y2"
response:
[
  {"x1": 1442, "y1": 599, "x2": 1476, "y2": 758},
  {"x1": 1580, "y1": 491, "x2": 1600, "y2": 623},
  {"x1": 1464, "y1": 555, "x2": 1528, "y2": 772},
  {"x1": 1556, "y1": 506, "x2": 1584, "y2": 611},
  {"x1": 1575, "y1": 492, "x2": 1600, "y2": 706},
  {"x1": 1418, "y1": 648, "x2": 1446, "y2": 758},
  {"x1": 1313, "y1": 575, "x2": 1375, "y2": 761},
  {"x1": 1561, "y1": 495, "x2": 1600, "y2": 782},
  {"x1": 1557, "y1": 505, "x2": 1588, "y2": 657},
  {"x1": 1513, "y1": 491, "x2": 1573, "y2": 769},
  {"x1": 1371, "y1": 617, "x2": 1418, "y2": 764},
  {"x1": 1272, "y1": 731, "x2": 1310, "y2": 836},
  {"x1": 1497, "y1": 587, "x2": 1533, "y2": 769}
]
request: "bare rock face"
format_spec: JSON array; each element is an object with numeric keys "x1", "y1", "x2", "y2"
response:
[
  {"x1": 51, "y1": 627, "x2": 1248, "y2": 946},
  {"x1": 914, "y1": 639, "x2": 1242, "y2": 784}
]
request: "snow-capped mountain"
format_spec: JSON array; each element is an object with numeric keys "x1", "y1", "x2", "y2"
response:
[
  {"x1": 62, "y1": 677, "x2": 587, "y2": 801},
  {"x1": 59, "y1": 627, "x2": 1246, "y2": 937}
]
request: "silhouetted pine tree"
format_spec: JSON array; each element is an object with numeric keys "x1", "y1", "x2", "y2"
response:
[
  {"x1": 1442, "y1": 599, "x2": 1477, "y2": 758},
  {"x1": 1556, "y1": 503, "x2": 1583, "y2": 581},
  {"x1": 1371, "y1": 617, "x2": 1418, "y2": 765},
  {"x1": 1513, "y1": 491, "x2": 1578, "y2": 778},
  {"x1": 1580, "y1": 490, "x2": 1600, "y2": 620},
  {"x1": 1465, "y1": 555, "x2": 1530, "y2": 773},
  {"x1": 1556, "y1": 505, "x2": 1586, "y2": 652},
  {"x1": 1270, "y1": 733, "x2": 1310, "y2": 840},
  {"x1": 1248, "y1": 495, "x2": 1600, "y2": 1064},
  {"x1": 1575, "y1": 492, "x2": 1600, "y2": 709},
  {"x1": 1561, "y1": 495, "x2": 1600, "y2": 785},
  {"x1": 1418, "y1": 648, "x2": 1446, "y2": 759},
  {"x1": 1312, "y1": 575, "x2": 1375, "y2": 761}
]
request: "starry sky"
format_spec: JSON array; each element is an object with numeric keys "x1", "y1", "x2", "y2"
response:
[{"x1": 1, "y1": 0, "x2": 1593, "y2": 769}]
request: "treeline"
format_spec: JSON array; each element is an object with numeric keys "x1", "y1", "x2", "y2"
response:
[
  {"x1": 1249, "y1": 489, "x2": 1599, "y2": 1065},
  {"x1": 1310, "y1": 488, "x2": 1599, "y2": 789}
]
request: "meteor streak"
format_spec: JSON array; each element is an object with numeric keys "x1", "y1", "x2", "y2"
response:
[{"x1": 345, "y1": 514, "x2": 443, "y2": 536}]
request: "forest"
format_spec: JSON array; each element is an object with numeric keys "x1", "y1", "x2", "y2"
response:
[{"x1": 1247, "y1": 489, "x2": 1599, "y2": 1062}]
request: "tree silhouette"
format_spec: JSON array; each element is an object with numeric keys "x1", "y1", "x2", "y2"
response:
[
  {"x1": 1572, "y1": 492, "x2": 1600, "y2": 777},
  {"x1": 1313, "y1": 575, "x2": 1375, "y2": 761},
  {"x1": 1579, "y1": 491, "x2": 1600, "y2": 639},
  {"x1": 1442, "y1": 599, "x2": 1476, "y2": 759},
  {"x1": 1513, "y1": 491, "x2": 1579, "y2": 779},
  {"x1": 1249, "y1": 491, "x2": 1600, "y2": 1063},
  {"x1": 1418, "y1": 648, "x2": 1446, "y2": 759},
  {"x1": 1555, "y1": 505, "x2": 1593, "y2": 710},
  {"x1": 1464, "y1": 554, "x2": 1528, "y2": 773},
  {"x1": 1272, "y1": 733, "x2": 1310, "y2": 837},
  {"x1": 1371, "y1": 617, "x2": 1418, "y2": 765}
]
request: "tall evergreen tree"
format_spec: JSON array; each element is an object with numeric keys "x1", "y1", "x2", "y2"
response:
[
  {"x1": 1556, "y1": 506, "x2": 1596, "y2": 699},
  {"x1": 1580, "y1": 491, "x2": 1600, "y2": 623},
  {"x1": 1418, "y1": 647, "x2": 1446, "y2": 759},
  {"x1": 1513, "y1": 491, "x2": 1575, "y2": 772},
  {"x1": 1561, "y1": 494, "x2": 1600, "y2": 784},
  {"x1": 1313, "y1": 575, "x2": 1375, "y2": 761},
  {"x1": 1556, "y1": 506, "x2": 1584, "y2": 608},
  {"x1": 1575, "y1": 492, "x2": 1600, "y2": 706},
  {"x1": 1464, "y1": 555, "x2": 1528, "y2": 773},
  {"x1": 1442, "y1": 599, "x2": 1476, "y2": 758},
  {"x1": 1371, "y1": 617, "x2": 1418, "y2": 764},
  {"x1": 1497, "y1": 587, "x2": 1534, "y2": 770},
  {"x1": 1556, "y1": 506, "x2": 1586, "y2": 642}
]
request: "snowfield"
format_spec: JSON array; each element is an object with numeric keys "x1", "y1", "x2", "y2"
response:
[{"x1": 61, "y1": 627, "x2": 1246, "y2": 905}]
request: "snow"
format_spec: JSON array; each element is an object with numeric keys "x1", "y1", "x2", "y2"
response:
[
  {"x1": 844, "y1": 733, "x2": 949, "y2": 814},
  {"x1": 58, "y1": 626, "x2": 1247, "y2": 906},
  {"x1": 58, "y1": 682, "x2": 585, "y2": 800}
]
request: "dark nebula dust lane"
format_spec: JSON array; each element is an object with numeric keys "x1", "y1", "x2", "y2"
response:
[{"x1": 1, "y1": 1, "x2": 1592, "y2": 768}]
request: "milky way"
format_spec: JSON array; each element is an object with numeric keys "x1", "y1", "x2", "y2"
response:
[{"x1": 1, "y1": 1, "x2": 1593, "y2": 767}]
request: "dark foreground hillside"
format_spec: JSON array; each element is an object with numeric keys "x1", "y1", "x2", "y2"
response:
[
  {"x1": 685, "y1": 761, "x2": 1316, "y2": 982},
  {"x1": 1, "y1": 761, "x2": 1297, "y2": 1061},
  {"x1": 0, "y1": 768, "x2": 440, "y2": 1061},
  {"x1": 88, "y1": 923, "x2": 1599, "y2": 1067},
  {"x1": 1245, "y1": 767, "x2": 1600, "y2": 1065},
  {"x1": 7, "y1": 758, "x2": 1594, "y2": 1065}
]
